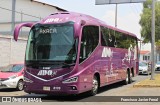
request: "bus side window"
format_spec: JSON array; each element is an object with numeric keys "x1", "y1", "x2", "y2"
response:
[
  {"x1": 80, "y1": 26, "x2": 99, "y2": 63},
  {"x1": 101, "y1": 27, "x2": 116, "y2": 48},
  {"x1": 108, "y1": 35, "x2": 116, "y2": 47},
  {"x1": 101, "y1": 26, "x2": 108, "y2": 46}
]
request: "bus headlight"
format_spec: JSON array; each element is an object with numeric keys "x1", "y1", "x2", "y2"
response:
[
  {"x1": 24, "y1": 77, "x2": 33, "y2": 83},
  {"x1": 62, "y1": 77, "x2": 78, "y2": 84}
]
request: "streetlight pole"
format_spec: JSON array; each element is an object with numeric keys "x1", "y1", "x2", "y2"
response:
[
  {"x1": 11, "y1": 0, "x2": 16, "y2": 35},
  {"x1": 150, "y1": 0, "x2": 155, "y2": 80},
  {"x1": 115, "y1": 4, "x2": 118, "y2": 27}
]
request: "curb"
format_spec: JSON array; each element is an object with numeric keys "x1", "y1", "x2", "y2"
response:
[{"x1": 133, "y1": 83, "x2": 160, "y2": 88}]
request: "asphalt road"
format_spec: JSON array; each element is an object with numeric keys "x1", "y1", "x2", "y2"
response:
[{"x1": 0, "y1": 73, "x2": 160, "y2": 105}]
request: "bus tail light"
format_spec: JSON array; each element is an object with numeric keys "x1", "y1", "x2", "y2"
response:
[{"x1": 62, "y1": 77, "x2": 78, "y2": 84}]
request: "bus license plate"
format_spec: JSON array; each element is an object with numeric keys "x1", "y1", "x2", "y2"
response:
[{"x1": 43, "y1": 86, "x2": 50, "y2": 91}]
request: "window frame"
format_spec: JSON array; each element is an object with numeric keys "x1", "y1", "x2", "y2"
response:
[
  {"x1": 100, "y1": 26, "x2": 137, "y2": 49},
  {"x1": 79, "y1": 25, "x2": 99, "y2": 63}
]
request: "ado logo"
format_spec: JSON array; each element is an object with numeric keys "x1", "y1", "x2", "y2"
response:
[
  {"x1": 44, "y1": 18, "x2": 62, "y2": 23},
  {"x1": 37, "y1": 70, "x2": 57, "y2": 76}
]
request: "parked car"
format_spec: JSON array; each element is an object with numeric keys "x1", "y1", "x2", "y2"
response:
[
  {"x1": 155, "y1": 62, "x2": 160, "y2": 71},
  {"x1": 0, "y1": 63, "x2": 24, "y2": 90},
  {"x1": 139, "y1": 62, "x2": 151, "y2": 75}
]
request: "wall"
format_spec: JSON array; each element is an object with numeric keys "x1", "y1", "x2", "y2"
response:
[
  {"x1": 0, "y1": 35, "x2": 27, "y2": 67},
  {"x1": 0, "y1": 0, "x2": 61, "y2": 34}
]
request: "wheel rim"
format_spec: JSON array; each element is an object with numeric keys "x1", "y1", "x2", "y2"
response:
[
  {"x1": 18, "y1": 81, "x2": 23, "y2": 90},
  {"x1": 92, "y1": 78, "x2": 98, "y2": 93},
  {"x1": 130, "y1": 73, "x2": 133, "y2": 82},
  {"x1": 126, "y1": 75, "x2": 129, "y2": 83},
  {"x1": 125, "y1": 72, "x2": 129, "y2": 84}
]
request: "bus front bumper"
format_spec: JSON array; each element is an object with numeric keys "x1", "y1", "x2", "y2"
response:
[{"x1": 24, "y1": 82, "x2": 81, "y2": 95}]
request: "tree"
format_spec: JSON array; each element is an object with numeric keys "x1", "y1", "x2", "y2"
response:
[
  {"x1": 140, "y1": 0, "x2": 160, "y2": 42},
  {"x1": 139, "y1": 0, "x2": 160, "y2": 53}
]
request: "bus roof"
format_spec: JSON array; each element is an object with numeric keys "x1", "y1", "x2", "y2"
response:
[{"x1": 38, "y1": 12, "x2": 137, "y2": 38}]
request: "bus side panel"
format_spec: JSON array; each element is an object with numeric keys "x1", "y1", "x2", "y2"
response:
[
  {"x1": 78, "y1": 46, "x2": 129, "y2": 91},
  {"x1": 99, "y1": 46, "x2": 128, "y2": 86}
]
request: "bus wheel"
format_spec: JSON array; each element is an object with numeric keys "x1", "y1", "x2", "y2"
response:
[
  {"x1": 123, "y1": 71, "x2": 129, "y2": 85},
  {"x1": 16, "y1": 80, "x2": 24, "y2": 91},
  {"x1": 129, "y1": 72, "x2": 133, "y2": 84},
  {"x1": 90, "y1": 76, "x2": 99, "y2": 96}
]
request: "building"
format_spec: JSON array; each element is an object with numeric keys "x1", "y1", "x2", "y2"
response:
[
  {"x1": 0, "y1": 0, "x2": 66, "y2": 36},
  {"x1": 0, "y1": 0, "x2": 66, "y2": 67},
  {"x1": 139, "y1": 42, "x2": 160, "y2": 63},
  {"x1": 139, "y1": 50, "x2": 151, "y2": 63}
]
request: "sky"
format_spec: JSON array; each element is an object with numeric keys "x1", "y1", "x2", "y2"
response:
[{"x1": 37, "y1": 0, "x2": 144, "y2": 39}]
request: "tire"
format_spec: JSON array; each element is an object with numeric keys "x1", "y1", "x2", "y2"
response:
[
  {"x1": 129, "y1": 70, "x2": 133, "y2": 84},
  {"x1": 16, "y1": 80, "x2": 24, "y2": 91},
  {"x1": 90, "y1": 76, "x2": 99, "y2": 96},
  {"x1": 123, "y1": 71, "x2": 129, "y2": 85}
]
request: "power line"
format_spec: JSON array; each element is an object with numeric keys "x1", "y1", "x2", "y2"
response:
[
  {"x1": 133, "y1": 4, "x2": 140, "y2": 14},
  {"x1": 130, "y1": 4, "x2": 140, "y2": 17},
  {"x1": 0, "y1": 6, "x2": 41, "y2": 19}
]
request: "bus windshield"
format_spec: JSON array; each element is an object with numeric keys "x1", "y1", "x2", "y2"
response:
[{"x1": 25, "y1": 23, "x2": 77, "y2": 66}]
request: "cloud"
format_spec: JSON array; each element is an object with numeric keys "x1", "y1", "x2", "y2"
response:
[{"x1": 101, "y1": 10, "x2": 141, "y2": 39}]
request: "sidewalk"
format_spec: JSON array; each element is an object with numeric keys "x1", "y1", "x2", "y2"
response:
[{"x1": 133, "y1": 74, "x2": 160, "y2": 87}]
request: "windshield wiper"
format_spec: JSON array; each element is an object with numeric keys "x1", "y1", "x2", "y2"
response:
[{"x1": 62, "y1": 63, "x2": 75, "y2": 68}]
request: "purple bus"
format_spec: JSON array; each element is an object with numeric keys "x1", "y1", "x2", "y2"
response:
[{"x1": 14, "y1": 12, "x2": 139, "y2": 95}]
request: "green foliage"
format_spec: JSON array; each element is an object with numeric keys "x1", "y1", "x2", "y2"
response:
[
  {"x1": 139, "y1": 0, "x2": 160, "y2": 43},
  {"x1": 156, "y1": 40, "x2": 160, "y2": 52}
]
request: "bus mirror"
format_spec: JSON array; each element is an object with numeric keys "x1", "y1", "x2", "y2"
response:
[
  {"x1": 74, "y1": 20, "x2": 86, "y2": 38},
  {"x1": 14, "y1": 22, "x2": 34, "y2": 41},
  {"x1": 74, "y1": 22, "x2": 81, "y2": 38}
]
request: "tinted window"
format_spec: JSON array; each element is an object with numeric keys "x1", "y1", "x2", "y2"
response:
[
  {"x1": 26, "y1": 23, "x2": 77, "y2": 64},
  {"x1": 101, "y1": 27, "x2": 116, "y2": 47},
  {"x1": 157, "y1": 62, "x2": 160, "y2": 65},
  {"x1": 139, "y1": 62, "x2": 147, "y2": 67},
  {"x1": 116, "y1": 33, "x2": 128, "y2": 49},
  {"x1": 101, "y1": 26, "x2": 137, "y2": 49},
  {"x1": 1, "y1": 64, "x2": 24, "y2": 72},
  {"x1": 80, "y1": 26, "x2": 99, "y2": 63}
]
